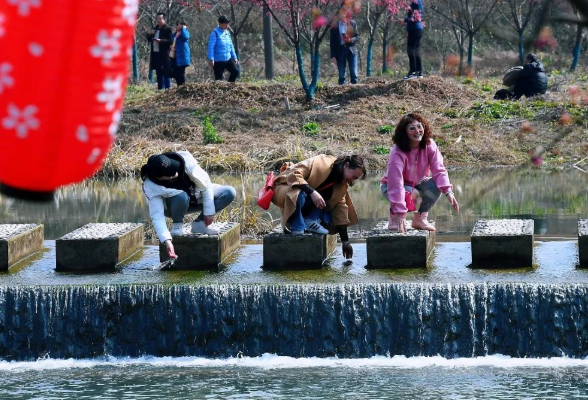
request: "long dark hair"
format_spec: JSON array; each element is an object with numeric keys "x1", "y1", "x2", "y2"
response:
[
  {"x1": 331, "y1": 155, "x2": 367, "y2": 186},
  {"x1": 392, "y1": 113, "x2": 432, "y2": 153}
]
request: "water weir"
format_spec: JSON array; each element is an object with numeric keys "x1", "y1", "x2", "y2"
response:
[{"x1": 0, "y1": 283, "x2": 587, "y2": 361}]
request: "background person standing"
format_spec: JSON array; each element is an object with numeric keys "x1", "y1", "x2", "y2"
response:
[
  {"x1": 403, "y1": 0, "x2": 425, "y2": 80},
  {"x1": 207, "y1": 15, "x2": 240, "y2": 82},
  {"x1": 170, "y1": 21, "x2": 191, "y2": 86},
  {"x1": 330, "y1": 12, "x2": 359, "y2": 85},
  {"x1": 146, "y1": 12, "x2": 173, "y2": 90}
]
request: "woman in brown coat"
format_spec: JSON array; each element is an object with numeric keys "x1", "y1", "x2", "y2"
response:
[{"x1": 271, "y1": 154, "x2": 366, "y2": 259}]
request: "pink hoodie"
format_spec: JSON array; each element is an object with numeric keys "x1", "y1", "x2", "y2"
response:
[{"x1": 381, "y1": 139, "x2": 452, "y2": 217}]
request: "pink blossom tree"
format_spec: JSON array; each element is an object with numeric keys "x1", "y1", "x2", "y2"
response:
[{"x1": 241, "y1": 0, "x2": 351, "y2": 102}]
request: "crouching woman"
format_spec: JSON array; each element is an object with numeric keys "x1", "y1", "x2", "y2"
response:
[
  {"x1": 272, "y1": 154, "x2": 366, "y2": 259},
  {"x1": 141, "y1": 151, "x2": 236, "y2": 258},
  {"x1": 381, "y1": 113, "x2": 459, "y2": 232}
]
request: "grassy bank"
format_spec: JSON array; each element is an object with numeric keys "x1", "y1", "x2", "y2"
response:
[{"x1": 105, "y1": 73, "x2": 588, "y2": 177}]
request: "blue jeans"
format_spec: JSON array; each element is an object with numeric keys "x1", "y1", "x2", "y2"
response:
[
  {"x1": 156, "y1": 72, "x2": 171, "y2": 90},
  {"x1": 164, "y1": 185, "x2": 236, "y2": 223},
  {"x1": 380, "y1": 178, "x2": 441, "y2": 213},
  {"x1": 337, "y1": 46, "x2": 358, "y2": 85},
  {"x1": 288, "y1": 192, "x2": 332, "y2": 232}
]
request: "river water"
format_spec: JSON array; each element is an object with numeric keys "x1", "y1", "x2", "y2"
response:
[
  {"x1": 0, "y1": 167, "x2": 585, "y2": 239},
  {"x1": 0, "y1": 167, "x2": 587, "y2": 398},
  {"x1": 1, "y1": 356, "x2": 588, "y2": 399}
]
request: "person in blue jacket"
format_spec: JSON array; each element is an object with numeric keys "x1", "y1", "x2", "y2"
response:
[
  {"x1": 170, "y1": 21, "x2": 191, "y2": 86},
  {"x1": 404, "y1": 0, "x2": 425, "y2": 80},
  {"x1": 207, "y1": 15, "x2": 240, "y2": 82}
]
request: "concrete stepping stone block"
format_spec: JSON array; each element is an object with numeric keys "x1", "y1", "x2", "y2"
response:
[
  {"x1": 579, "y1": 219, "x2": 588, "y2": 267},
  {"x1": 263, "y1": 230, "x2": 337, "y2": 270},
  {"x1": 159, "y1": 222, "x2": 240, "y2": 271},
  {"x1": 366, "y1": 220, "x2": 435, "y2": 269},
  {"x1": 0, "y1": 224, "x2": 44, "y2": 271},
  {"x1": 56, "y1": 223, "x2": 144, "y2": 271},
  {"x1": 471, "y1": 219, "x2": 534, "y2": 268}
]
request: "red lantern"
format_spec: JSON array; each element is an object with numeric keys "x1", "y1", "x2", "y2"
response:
[{"x1": 0, "y1": 0, "x2": 137, "y2": 200}]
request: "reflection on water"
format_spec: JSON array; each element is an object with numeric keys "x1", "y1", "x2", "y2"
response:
[
  {"x1": 0, "y1": 168, "x2": 586, "y2": 239},
  {"x1": 0, "y1": 240, "x2": 586, "y2": 286}
]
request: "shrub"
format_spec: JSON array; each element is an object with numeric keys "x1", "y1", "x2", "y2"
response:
[
  {"x1": 202, "y1": 116, "x2": 223, "y2": 144},
  {"x1": 302, "y1": 121, "x2": 320, "y2": 136},
  {"x1": 378, "y1": 125, "x2": 394, "y2": 134},
  {"x1": 374, "y1": 145, "x2": 390, "y2": 155}
]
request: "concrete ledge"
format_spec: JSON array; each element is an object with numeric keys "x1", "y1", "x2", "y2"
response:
[
  {"x1": 263, "y1": 230, "x2": 337, "y2": 270},
  {"x1": 0, "y1": 224, "x2": 44, "y2": 271},
  {"x1": 159, "y1": 222, "x2": 240, "y2": 271},
  {"x1": 366, "y1": 220, "x2": 435, "y2": 269},
  {"x1": 56, "y1": 223, "x2": 144, "y2": 271},
  {"x1": 579, "y1": 219, "x2": 588, "y2": 268},
  {"x1": 471, "y1": 219, "x2": 534, "y2": 268}
]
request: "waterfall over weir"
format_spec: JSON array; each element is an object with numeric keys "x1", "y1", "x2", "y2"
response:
[{"x1": 0, "y1": 283, "x2": 587, "y2": 361}]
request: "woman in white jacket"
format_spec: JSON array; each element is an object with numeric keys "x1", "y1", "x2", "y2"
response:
[{"x1": 141, "y1": 151, "x2": 236, "y2": 258}]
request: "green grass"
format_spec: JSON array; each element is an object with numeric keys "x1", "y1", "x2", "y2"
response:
[
  {"x1": 373, "y1": 145, "x2": 390, "y2": 155},
  {"x1": 466, "y1": 100, "x2": 535, "y2": 121},
  {"x1": 202, "y1": 116, "x2": 223, "y2": 144},
  {"x1": 378, "y1": 125, "x2": 394, "y2": 134},
  {"x1": 302, "y1": 122, "x2": 320, "y2": 136},
  {"x1": 125, "y1": 84, "x2": 156, "y2": 104}
]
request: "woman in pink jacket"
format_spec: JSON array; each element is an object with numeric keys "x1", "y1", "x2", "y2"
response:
[{"x1": 381, "y1": 113, "x2": 459, "y2": 232}]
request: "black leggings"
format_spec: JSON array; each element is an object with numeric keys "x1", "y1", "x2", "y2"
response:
[
  {"x1": 213, "y1": 59, "x2": 240, "y2": 82},
  {"x1": 174, "y1": 65, "x2": 187, "y2": 86},
  {"x1": 407, "y1": 29, "x2": 423, "y2": 73}
]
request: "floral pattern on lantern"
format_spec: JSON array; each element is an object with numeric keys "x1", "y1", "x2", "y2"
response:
[{"x1": 0, "y1": 0, "x2": 138, "y2": 199}]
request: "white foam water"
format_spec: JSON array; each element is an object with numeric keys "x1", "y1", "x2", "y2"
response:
[{"x1": 1, "y1": 354, "x2": 588, "y2": 371}]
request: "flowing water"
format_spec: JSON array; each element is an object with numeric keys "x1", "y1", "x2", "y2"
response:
[{"x1": 0, "y1": 168, "x2": 587, "y2": 398}]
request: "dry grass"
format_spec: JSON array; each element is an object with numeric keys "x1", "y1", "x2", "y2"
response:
[{"x1": 106, "y1": 73, "x2": 588, "y2": 176}]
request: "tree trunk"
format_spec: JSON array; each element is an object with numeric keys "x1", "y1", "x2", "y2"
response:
[
  {"x1": 518, "y1": 31, "x2": 525, "y2": 65},
  {"x1": 308, "y1": 40, "x2": 322, "y2": 103},
  {"x1": 132, "y1": 38, "x2": 139, "y2": 83},
  {"x1": 263, "y1": 4, "x2": 274, "y2": 79},
  {"x1": 295, "y1": 46, "x2": 312, "y2": 102},
  {"x1": 467, "y1": 33, "x2": 474, "y2": 67},
  {"x1": 367, "y1": 38, "x2": 374, "y2": 77},
  {"x1": 459, "y1": 46, "x2": 465, "y2": 76},
  {"x1": 382, "y1": 29, "x2": 389, "y2": 73},
  {"x1": 233, "y1": 34, "x2": 240, "y2": 61},
  {"x1": 570, "y1": 25, "x2": 583, "y2": 72}
]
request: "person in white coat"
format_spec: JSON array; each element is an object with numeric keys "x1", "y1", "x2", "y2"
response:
[{"x1": 141, "y1": 151, "x2": 236, "y2": 258}]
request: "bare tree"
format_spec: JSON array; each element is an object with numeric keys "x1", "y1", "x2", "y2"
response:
[
  {"x1": 429, "y1": 0, "x2": 500, "y2": 70},
  {"x1": 498, "y1": 0, "x2": 540, "y2": 64}
]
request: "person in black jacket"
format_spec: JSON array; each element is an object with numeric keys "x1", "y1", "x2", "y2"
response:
[
  {"x1": 494, "y1": 53, "x2": 547, "y2": 100},
  {"x1": 146, "y1": 13, "x2": 173, "y2": 90},
  {"x1": 513, "y1": 53, "x2": 548, "y2": 99},
  {"x1": 330, "y1": 12, "x2": 359, "y2": 85}
]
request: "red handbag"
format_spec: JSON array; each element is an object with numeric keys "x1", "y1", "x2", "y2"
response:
[
  {"x1": 257, "y1": 172, "x2": 276, "y2": 210},
  {"x1": 405, "y1": 190, "x2": 416, "y2": 212},
  {"x1": 405, "y1": 156, "x2": 417, "y2": 212}
]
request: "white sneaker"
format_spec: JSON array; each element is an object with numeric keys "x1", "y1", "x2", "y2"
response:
[
  {"x1": 191, "y1": 220, "x2": 219, "y2": 235},
  {"x1": 170, "y1": 222, "x2": 184, "y2": 236},
  {"x1": 304, "y1": 219, "x2": 328, "y2": 235},
  {"x1": 290, "y1": 230, "x2": 304, "y2": 236}
]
